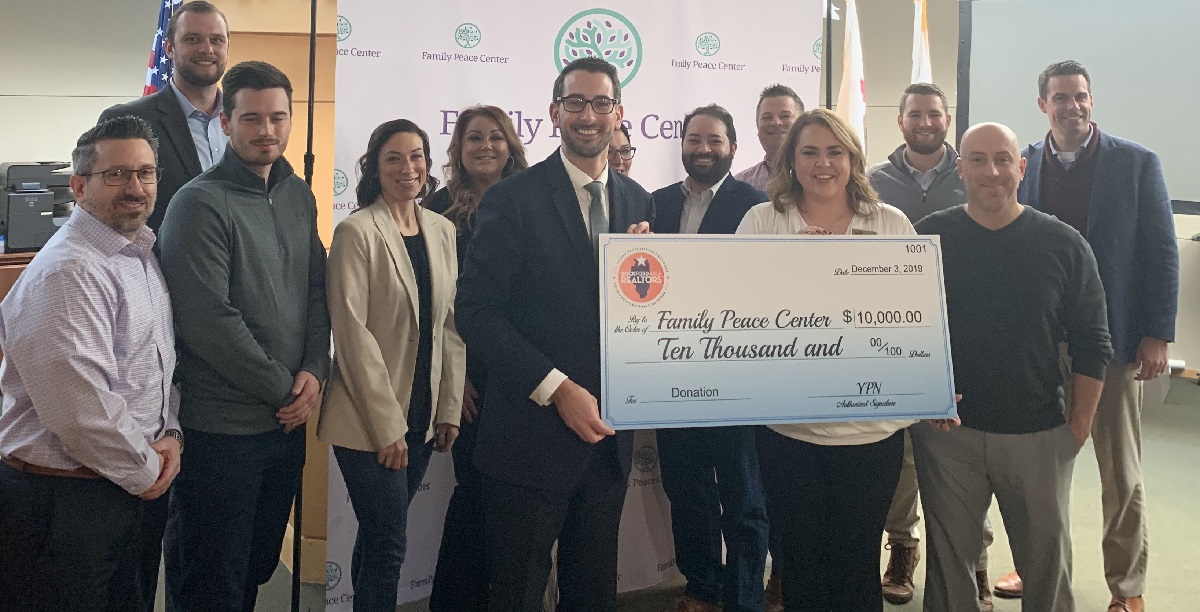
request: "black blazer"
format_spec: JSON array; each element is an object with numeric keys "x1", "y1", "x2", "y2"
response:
[
  {"x1": 456, "y1": 150, "x2": 655, "y2": 494},
  {"x1": 651, "y1": 175, "x2": 766, "y2": 235},
  {"x1": 99, "y1": 82, "x2": 204, "y2": 233}
]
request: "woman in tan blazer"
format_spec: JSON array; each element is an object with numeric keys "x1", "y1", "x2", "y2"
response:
[{"x1": 317, "y1": 119, "x2": 465, "y2": 612}]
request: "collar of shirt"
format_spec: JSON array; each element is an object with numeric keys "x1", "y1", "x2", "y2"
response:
[
  {"x1": 1047, "y1": 124, "x2": 1094, "y2": 160},
  {"x1": 68, "y1": 206, "x2": 157, "y2": 257},
  {"x1": 901, "y1": 143, "x2": 954, "y2": 177},
  {"x1": 171, "y1": 80, "x2": 222, "y2": 119},
  {"x1": 560, "y1": 148, "x2": 610, "y2": 232},
  {"x1": 681, "y1": 172, "x2": 729, "y2": 199}
]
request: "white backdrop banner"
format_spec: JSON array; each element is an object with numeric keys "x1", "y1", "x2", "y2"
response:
[{"x1": 327, "y1": 1, "x2": 821, "y2": 607}]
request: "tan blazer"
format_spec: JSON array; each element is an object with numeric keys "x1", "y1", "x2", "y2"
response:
[{"x1": 317, "y1": 201, "x2": 466, "y2": 452}]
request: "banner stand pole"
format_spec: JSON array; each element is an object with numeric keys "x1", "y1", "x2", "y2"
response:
[{"x1": 825, "y1": 0, "x2": 833, "y2": 109}]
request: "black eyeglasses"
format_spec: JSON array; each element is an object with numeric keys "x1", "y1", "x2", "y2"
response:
[
  {"x1": 79, "y1": 167, "x2": 162, "y2": 187},
  {"x1": 608, "y1": 146, "x2": 636, "y2": 161},
  {"x1": 556, "y1": 96, "x2": 619, "y2": 114}
]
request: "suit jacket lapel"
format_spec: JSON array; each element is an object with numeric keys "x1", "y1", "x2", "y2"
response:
[
  {"x1": 607, "y1": 170, "x2": 629, "y2": 234},
  {"x1": 156, "y1": 83, "x2": 204, "y2": 177},
  {"x1": 547, "y1": 154, "x2": 595, "y2": 269},
  {"x1": 370, "y1": 204, "x2": 420, "y2": 321}
]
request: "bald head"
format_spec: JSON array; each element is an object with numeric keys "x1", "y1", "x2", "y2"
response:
[
  {"x1": 956, "y1": 122, "x2": 1026, "y2": 220},
  {"x1": 960, "y1": 122, "x2": 1020, "y2": 156}
]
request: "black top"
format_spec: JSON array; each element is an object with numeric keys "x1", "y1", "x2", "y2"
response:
[
  {"x1": 915, "y1": 205, "x2": 1112, "y2": 434},
  {"x1": 402, "y1": 230, "x2": 434, "y2": 438},
  {"x1": 425, "y1": 188, "x2": 486, "y2": 392}
]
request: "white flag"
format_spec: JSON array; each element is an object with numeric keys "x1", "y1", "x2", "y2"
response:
[
  {"x1": 836, "y1": 0, "x2": 867, "y2": 153},
  {"x1": 912, "y1": 0, "x2": 933, "y2": 83}
]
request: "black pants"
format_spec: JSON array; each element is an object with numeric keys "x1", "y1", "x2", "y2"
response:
[
  {"x1": 429, "y1": 417, "x2": 487, "y2": 612},
  {"x1": 166, "y1": 427, "x2": 306, "y2": 612},
  {"x1": 0, "y1": 461, "x2": 157, "y2": 612},
  {"x1": 757, "y1": 428, "x2": 904, "y2": 612},
  {"x1": 484, "y1": 439, "x2": 628, "y2": 612}
]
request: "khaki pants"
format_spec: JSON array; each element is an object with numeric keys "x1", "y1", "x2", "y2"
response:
[
  {"x1": 885, "y1": 430, "x2": 993, "y2": 571},
  {"x1": 1062, "y1": 354, "x2": 1147, "y2": 597}
]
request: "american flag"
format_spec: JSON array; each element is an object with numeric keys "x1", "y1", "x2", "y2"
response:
[{"x1": 144, "y1": 0, "x2": 183, "y2": 95}]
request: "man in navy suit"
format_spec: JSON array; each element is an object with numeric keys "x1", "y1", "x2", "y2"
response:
[
  {"x1": 996, "y1": 60, "x2": 1179, "y2": 612},
  {"x1": 456, "y1": 57, "x2": 654, "y2": 612},
  {"x1": 99, "y1": 1, "x2": 229, "y2": 234},
  {"x1": 650, "y1": 105, "x2": 768, "y2": 612}
]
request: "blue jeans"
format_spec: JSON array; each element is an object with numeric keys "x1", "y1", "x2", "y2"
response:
[
  {"x1": 334, "y1": 432, "x2": 435, "y2": 612},
  {"x1": 657, "y1": 426, "x2": 769, "y2": 612}
]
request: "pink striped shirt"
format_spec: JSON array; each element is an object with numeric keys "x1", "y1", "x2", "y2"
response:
[{"x1": 0, "y1": 206, "x2": 177, "y2": 495}]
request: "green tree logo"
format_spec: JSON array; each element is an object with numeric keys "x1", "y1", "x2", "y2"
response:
[
  {"x1": 455, "y1": 23, "x2": 482, "y2": 49},
  {"x1": 326, "y1": 562, "x2": 343, "y2": 590},
  {"x1": 336, "y1": 16, "x2": 351, "y2": 42},
  {"x1": 333, "y1": 169, "x2": 348, "y2": 196},
  {"x1": 554, "y1": 9, "x2": 643, "y2": 88},
  {"x1": 695, "y1": 32, "x2": 720, "y2": 57},
  {"x1": 633, "y1": 445, "x2": 658, "y2": 473},
  {"x1": 813, "y1": 38, "x2": 823, "y2": 60}
]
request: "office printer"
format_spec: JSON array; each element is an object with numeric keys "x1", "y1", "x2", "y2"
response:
[{"x1": 0, "y1": 162, "x2": 72, "y2": 253}]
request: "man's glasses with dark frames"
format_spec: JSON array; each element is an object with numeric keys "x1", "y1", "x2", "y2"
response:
[
  {"x1": 78, "y1": 167, "x2": 162, "y2": 187},
  {"x1": 556, "y1": 96, "x2": 619, "y2": 114}
]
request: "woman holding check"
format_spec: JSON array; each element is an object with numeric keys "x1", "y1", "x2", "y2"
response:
[
  {"x1": 317, "y1": 119, "x2": 465, "y2": 612},
  {"x1": 736, "y1": 108, "x2": 954, "y2": 612}
]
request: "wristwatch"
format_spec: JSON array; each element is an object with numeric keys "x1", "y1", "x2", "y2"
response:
[{"x1": 163, "y1": 428, "x2": 185, "y2": 451}]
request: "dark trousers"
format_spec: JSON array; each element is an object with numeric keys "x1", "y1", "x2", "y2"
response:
[
  {"x1": 484, "y1": 439, "x2": 628, "y2": 612},
  {"x1": 757, "y1": 427, "x2": 904, "y2": 612},
  {"x1": 430, "y1": 418, "x2": 488, "y2": 612},
  {"x1": 333, "y1": 432, "x2": 434, "y2": 612},
  {"x1": 657, "y1": 426, "x2": 769, "y2": 611},
  {"x1": 166, "y1": 427, "x2": 306, "y2": 612},
  {"x1": 138, "y1": 493, "x2": 170, "y2": 612},
  {"x1": 0, "y1": 461, "x2": 155, "y2": 611}
]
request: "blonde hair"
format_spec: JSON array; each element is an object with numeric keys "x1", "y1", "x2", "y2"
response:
[{"x1": 765, "y1": 108, "x2": 879, "y2": 217}]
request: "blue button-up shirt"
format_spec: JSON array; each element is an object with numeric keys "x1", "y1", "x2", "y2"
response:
[{"x1": 171, "y1": 82, "x2": 227, "y2": 171}]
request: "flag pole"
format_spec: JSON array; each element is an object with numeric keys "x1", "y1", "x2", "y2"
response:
[
  {"x1": 293, "y1": 0, "x2": 317, "y2": 608},
  {"x1": 824, "y1": 0, "x2": 833, "y2": 109}
]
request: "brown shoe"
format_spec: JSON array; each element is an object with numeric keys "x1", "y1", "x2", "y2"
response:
[
  {"x1": 992, "y1": 570, "x2": 1023, "y2": 599},
  {"x1": 881, "y1": 543, "x2": 920, "y2": 605},
  {"x1": 1108, "y1": 595, "x2": 1145, "y2": 612},
  {"x1": 976, "y1": 570, "x2": 994, "y2": 612},
  {"x1": 673, "y1": 594, "x2": 720, "y2": 612},
  {"x1": 765, "y1": 574, "x2": 784, "y2": 612}
]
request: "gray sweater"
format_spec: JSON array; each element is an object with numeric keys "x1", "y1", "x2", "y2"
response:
[
  {"x1": 868, "y1": 144, "x2": 967, "y2": 224},
  {"x1": 159, "y1": 150, "x2": 331, "y2": 435}
]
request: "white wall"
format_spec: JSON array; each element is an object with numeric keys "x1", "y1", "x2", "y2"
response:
[{"x1": 0, "y1": 0, "x2": 154, "y2": 163}]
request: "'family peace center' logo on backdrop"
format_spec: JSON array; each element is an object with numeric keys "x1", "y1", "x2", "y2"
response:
[
  {"x1": 695, "y1": 32, "x2": 720, "y2": 57},
  {"x1": 812, "y1": 38, "x2": 822, "y2": 60},
  {"x1": 455, "y1": 23, "x2": 482, "y2": 49},
  {"x1": 633, "y1": 445, "x2": 658, "y2": 473},
  {"x1": 615, "y1": 250, "x2": 666, "y2": 306},
  {"x1": 326, "y1": 561, "x2": 343, "y2": 591},
  {"x1": 336, "y1": 15, "x2": 351, "y2": 42},
  {"x1": 333, "y1": 169, "x2": 348, "y2": 196},
  {"x1": 554, "y1": 9, "x2": 643, "y2": 87}
]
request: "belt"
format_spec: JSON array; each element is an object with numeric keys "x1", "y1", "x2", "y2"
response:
[{"x1": 2, "y1": 456, "x2": 101, "y2": 479}]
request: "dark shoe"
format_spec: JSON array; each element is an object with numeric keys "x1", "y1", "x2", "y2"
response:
[
  {"x1": 765, "y1": 574, "x2": 784, "y2": 612},
  {"x1": 674, "y1": 594, "x2": 720, "y2": 612},
  {"x1": 881, "y1": 543, "x2": 920, "y2": 605},
  {"x1": 977, "y1": 570, "x2": 994, "y2": 612},
  {"x1": 1108, "y1": 595, "x2": 1145, "y2": 612},
  {"x1": 992, "y1": 570, "x2": 1022, "y2": 599}
]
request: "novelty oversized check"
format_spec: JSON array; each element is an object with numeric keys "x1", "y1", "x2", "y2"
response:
[{"x1": 598, "y1": 234, "x2": 957, "y2": 429}]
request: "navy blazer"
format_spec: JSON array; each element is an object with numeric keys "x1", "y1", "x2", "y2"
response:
[
  {"x1": 455, "y1": 151, "x2": 655, "y2": 494},
  {"x1": 99, "y1": 82, "x2": 204, "y2": 233},
  {"x1": 651, "y1": 175, "x2": 767, "y2": 235},
  {"x1": 1018, "y1": 131, "x2": 1179, "y2": 364}
]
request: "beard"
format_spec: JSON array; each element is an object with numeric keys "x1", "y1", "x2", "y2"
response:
[
  {"x1": 560, "y1": 125, "x2": 612, "y2": 160},
  {"x1": 683, "y1": 152, "x2": 735, "y2": 186},
  {"x1": 903, "y1": 130, "x2": 947, "y2": 156},
  {"x1": 174, "y1": 60, "x2": 224, "y2": 88}
]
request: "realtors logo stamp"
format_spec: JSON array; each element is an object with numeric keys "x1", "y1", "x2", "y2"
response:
[
  {"x1": 455, "y1": 23, "x2": 481, "y2": 48},
  {"x1": 695, "y1": 32, "x2": 720, "y2": 57},
  {"x1": 616, "y1": 250, "x2": 666, "y2": 306},
  {"x1": 555, "y1": 9, "x2": 643, "y2": 87}
]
